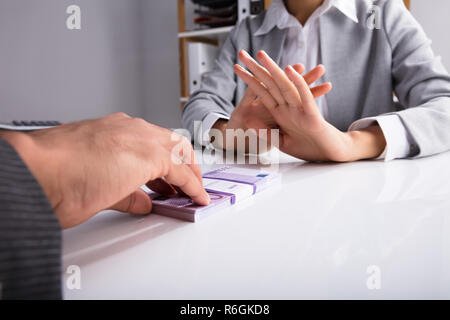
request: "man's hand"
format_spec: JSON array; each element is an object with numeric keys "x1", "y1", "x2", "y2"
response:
[
  {"x1": 212, "y1": 50, "x2": 332, "y2": 154},
  {"x1": 234, "y1": 50, "x2": 386, "y2": 162},
  {"x1": 0, "y1": 113, "x2": 209, "y2": 228}
]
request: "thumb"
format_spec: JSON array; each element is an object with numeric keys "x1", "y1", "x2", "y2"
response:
[
  {"x1": 245, "y1": 117, "x2": 277, "y2": 151},
  {"x1": 110, "y1": 189, "x2": 152, "y2": 214},
  {"x1": 236, "y1": 87, "x2": 257, "y2": 111},
  {"x1": 246, "y1": 117, "x2": 272, "y2": 132}
]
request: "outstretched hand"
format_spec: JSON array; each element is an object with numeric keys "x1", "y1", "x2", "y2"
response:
[
  {"x1": 1, "y1": 113, "x2": 210, "y2": 228},
  {"x1": 234, "y1": 50, "x2": 386, "y2": 162},
  {"x1": 214, "y1": 50, "x2": 333, "y2": 153}
]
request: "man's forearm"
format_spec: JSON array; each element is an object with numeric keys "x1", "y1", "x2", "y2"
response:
[
  {"x1": 0, "y1": 136, "x2": 62, "y2": 299},
  {"x1": 0, "y1": 130, "x2": 61, "y2": 210}
]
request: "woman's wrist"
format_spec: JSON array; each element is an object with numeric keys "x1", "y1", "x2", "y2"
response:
[
  {"x1": 346, "y1": 125, "x2": 387, "y2": 161},
  {"x1": 210, "y1": 119, "x2": 229, "y2": 150}
]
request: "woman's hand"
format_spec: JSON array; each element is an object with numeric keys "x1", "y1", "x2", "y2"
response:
[
  {"x1": 212, "y1": 55, "x2": 333, "y2": 154},
  {"x1": 234, "y1": 50, "x2": 386, "y2": 162}
]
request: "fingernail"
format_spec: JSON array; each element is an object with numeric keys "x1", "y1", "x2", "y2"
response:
[{"x1": 204, "y1": 192, "x2": 210, "y2": 205}]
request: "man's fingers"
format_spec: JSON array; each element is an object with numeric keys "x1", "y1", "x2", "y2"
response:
[
  {"x1": 110, "y1": 189, "x2": 152, "y2": 214},
  {"x1": 164, "y1": 153, "x2": 210, "y2": 206},
  {"x1": 182, "y1": 137, "x2": 203, "y2": 182},
  {"x1": 238, "y1": 50, "x2": 286, "y2": 106},
  {"x1": 234, "y1": 64, "x2": 278, "y2": 110},
  {"x1": 146, "y1": 178, "x2": 177, "y2": 195},
  {"x1": 168, "y1": 132, "x2": 204, "y2": 185},
  {"x1": 311, "y1": 82, "x2": 333, "y2": 98}
]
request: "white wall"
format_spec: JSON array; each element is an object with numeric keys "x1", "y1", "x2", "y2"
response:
[
  {"x1": 141, "y1": 0, "x2": 182, "y2": 128},
  {"x1": 411, "y1": 0, "x2": 450, "y2": 70},
  {"x1": 0, "y1": 0, "x2": 144, "y2": 122},
  {"x1": 0, "y1": 0, "x2": 182, "y2": 129}
]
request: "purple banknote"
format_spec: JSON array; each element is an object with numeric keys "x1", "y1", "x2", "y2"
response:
[
  {"x1": 148, "y1": 166, "x2": 281, "y2": 222},
  {"x1": 202, "y1": 166, "x2": 280, "y2": 193},
  {"x1": 150, "y1": 192, "x2": 233, "y2": 222}
]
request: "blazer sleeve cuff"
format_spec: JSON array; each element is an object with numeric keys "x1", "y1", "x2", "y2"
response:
[
  {"x1": 197, "y1": 113, "x2": 230, "y2": 146},
  {"x1": 348, "y1": 115, "x2": 412, "y2": 161}
]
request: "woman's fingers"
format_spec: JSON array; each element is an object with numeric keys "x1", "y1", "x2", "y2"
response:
[
  {"x1": 292, "y1": 63, "x2": 305, "y2": 75},
  {"x1": 285, "y1": 65, "x2": 318, "y2": 115},
  {"x1": 236, "y1": 86, "x2": 257, "y2": 113},
  {"x1": 234, "y1": 64, "x2": 278, "y2": 111},
  {"x1": 310, "y1": 82, "x2": 333, "y2": 98},
  {"x1": 302, "y1": 65, "x2": 326, "y2": 85},
  {"x1": 292, "y1": 64, "x2": 332, "y2": 97},
  {"x1": 256, "y1": 50, "x2": 301, "y2": 108},
  {"x1": 236, "y1": 51, "x2": 330, "y2": 116},
  {"x1": 238, "y1": 50, "x2": 286, "y2": 106}
]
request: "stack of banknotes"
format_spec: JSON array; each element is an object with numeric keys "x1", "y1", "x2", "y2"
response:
[{"x1": 146, "y1": 166, "x2": 281, "y2": 222}]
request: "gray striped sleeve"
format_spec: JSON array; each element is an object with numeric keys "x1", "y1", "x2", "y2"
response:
[{"x1": 0, "y1": 137, "x2": 62, "y2": 300}]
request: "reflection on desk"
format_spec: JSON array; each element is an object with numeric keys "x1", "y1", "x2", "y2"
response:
[{"x1": 63, "y1": 150, "x2": 450, "y2": 299}]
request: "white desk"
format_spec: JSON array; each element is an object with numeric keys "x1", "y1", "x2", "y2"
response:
[{"x1": 63, "y1": 150, "x2": 450, "y2": 299}]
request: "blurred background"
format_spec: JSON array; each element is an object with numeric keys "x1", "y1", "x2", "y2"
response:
[{"x1": 0, "y1": 0, "x2": 449, "y2": 129}]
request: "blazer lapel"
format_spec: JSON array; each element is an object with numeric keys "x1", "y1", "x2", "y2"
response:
[
  {"x1": 319, "y1": 10, "x2": 364, "y2": 130},
  {"x1": 251, "y1": 27, "x2": 287, "y2": 65}
]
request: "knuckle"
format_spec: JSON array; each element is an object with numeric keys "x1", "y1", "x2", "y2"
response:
[
  {"x1": 180, "y1": 135, "x2": 191, "y2": 146},
  {"x1": 113, "y1": 112, "x2": 130, "y2": 118},
  {"x1": 280, "y1": 86, "x2": 291, "y2": 94},
  {"x1": 125, "y1": 194, "x2": 136, "y2": 212},
  {"x1": 131, "y1": 117, "x2": 148, "y2": 127}
]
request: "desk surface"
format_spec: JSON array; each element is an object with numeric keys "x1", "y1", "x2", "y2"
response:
[{"x1": 63, "y1": 150, "x2": 450, "y2": 299}]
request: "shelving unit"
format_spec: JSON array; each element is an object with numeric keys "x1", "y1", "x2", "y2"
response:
[
  {"x1": 177, "y1": 0, "x2": 411, "y2": 109},
  {"x1": 178, "y1": 25, "x2": 234, "y2": 40},
  {"x1": 177, "y1": 0, "x2": 272, "y2": 109}
]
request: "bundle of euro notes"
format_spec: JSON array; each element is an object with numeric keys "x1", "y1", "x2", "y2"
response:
[{"x1": 146, "y1": 166, "x2": 281, "y2": 222}]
